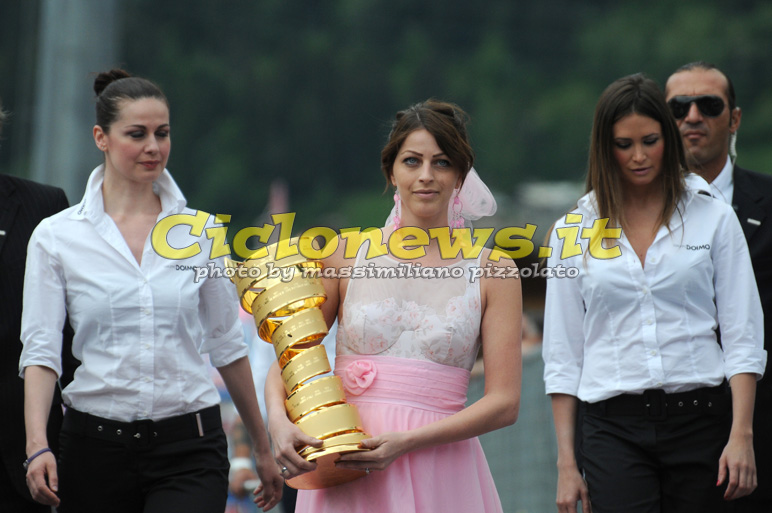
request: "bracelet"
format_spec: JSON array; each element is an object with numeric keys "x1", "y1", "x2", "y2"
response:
[{"x1": 23, "y1": 448, "x2": 52, "y2": 470}]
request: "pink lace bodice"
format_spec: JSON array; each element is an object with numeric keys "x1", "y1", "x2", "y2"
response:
[{"x1": 336, "y1": 250, "x2": 483, "y2": 370}]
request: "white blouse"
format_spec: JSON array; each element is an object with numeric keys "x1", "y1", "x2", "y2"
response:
[
  {"x1": 20, "y1": 166, "x2": 247, "y2": 422},
  {"x1": 543, "y1": 174, "x2": 766, "y2": 403}
]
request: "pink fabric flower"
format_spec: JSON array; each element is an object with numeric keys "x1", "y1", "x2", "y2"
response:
[{"x1": 342, "y1": 360, "x2": 377, "y2": 395}]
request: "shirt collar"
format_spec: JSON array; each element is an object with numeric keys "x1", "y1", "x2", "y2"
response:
[
  {"x1": 70, "y1": 165, "x2": 187, "y2": 221},
  {"x1": 709, "y1": 155, "x2": 734, "y2": 203},
  {"x1": 576, "y1": 173, "x2": 711, "y2": 218},
  {"x1": 683, "y1": 172, "x2": 711, "y2": 198}
]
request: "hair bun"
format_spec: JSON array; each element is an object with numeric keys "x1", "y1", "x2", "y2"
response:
[{"x1": 93, "y1": 69, "x2": 132, "y2": 96}]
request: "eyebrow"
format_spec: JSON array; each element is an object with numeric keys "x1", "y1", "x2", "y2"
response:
[
  {"x1": 614, "y1": 133, "x2": 660, "y2": 140},
  {"x1": 400, "y1": 149, "x2": 447, "y2": 157},
  {"x1": 124, "y1": 123, "x2": 171, "y2": 129}
]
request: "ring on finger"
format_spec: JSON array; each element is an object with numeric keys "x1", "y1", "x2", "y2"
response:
[{"x1": 365, "y1": 468, "x2": 370, "y2": 475}]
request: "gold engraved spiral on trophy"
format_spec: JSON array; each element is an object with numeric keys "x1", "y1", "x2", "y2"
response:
[{"x1": 227, "y1": 239, "x2": 369, "y2": 489}]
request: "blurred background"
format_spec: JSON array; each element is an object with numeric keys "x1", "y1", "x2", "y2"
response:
[
  {"x1": 2, "y1": 1, "x2": 771, "y2": 511},
  {"x1": 4, "y1": 0, "x2": 771, "y2": 237}
]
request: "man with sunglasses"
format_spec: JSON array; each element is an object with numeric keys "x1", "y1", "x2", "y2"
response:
[{"x1": 666, "y1": 62, "x2": 772, "y2": 512}]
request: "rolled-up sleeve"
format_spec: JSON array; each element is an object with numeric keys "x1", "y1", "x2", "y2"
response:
[
  {"x1": 712, "y1": 206, "x2": 767, "y2": 380},
  {"x1": 197, "y1": 256, "x2": 248, "y2": 368},
  {"x1": 542, "y1": 218, "x2": 586, "y2": 396},
  {"x1": 20, "y1": 220, "x2": 67, "y2": 378}
]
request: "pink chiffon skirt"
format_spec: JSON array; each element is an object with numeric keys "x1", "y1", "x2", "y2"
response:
[{"x1": 295, "y1": 355, "x2": 503, "y2": 513}]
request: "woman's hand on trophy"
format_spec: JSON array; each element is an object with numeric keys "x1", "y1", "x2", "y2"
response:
[
  {"x1": 335, "y1": 431, "x2": 410, "y2": 472},
  {"x1": 271, "y1": 418, "x2": 322, "y2": 478}
]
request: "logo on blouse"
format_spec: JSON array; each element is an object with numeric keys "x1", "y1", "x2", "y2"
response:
[{"x1": 681, "y1": 244, "x2": 711, "y2": 251}]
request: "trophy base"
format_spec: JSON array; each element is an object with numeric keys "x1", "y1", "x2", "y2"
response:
[{"x1": 286, "y1": 443, "x2": 369, "y2": 490}]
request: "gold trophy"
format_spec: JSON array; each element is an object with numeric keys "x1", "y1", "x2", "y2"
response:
[{"x1": 228, "y1": 239, "x2": 369, "y2": 489}]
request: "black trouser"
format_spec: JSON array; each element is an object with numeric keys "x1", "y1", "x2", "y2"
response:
[
  {"x1": 728, "y1": 379, "x2": 772, "y2": 512},
  {"x1": 581, "y1": 387, "x2": 731, "y2": 513},
  {"x1": 58, "y1": 406, "x2": 229, "y2": 513},
  {"x1": 0, "y1": 461, "x2": 51, "y2": 513}
]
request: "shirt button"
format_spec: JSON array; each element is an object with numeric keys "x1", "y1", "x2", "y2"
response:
[
  {"x1": 143, "y1": 309, "x2": 151, "y2": 315},
  {"x1": 143, "y1": 376, "x2": 151, "y2": 383},
  {"x1": 650, "y1": 350, "x2": 657, "y2": 356},
  {"x1": 642, "y1": 287, "x2": 649, "y2": 294},
  {"x1": 656, "y1": 382, "x2": 663, "y2": 387},
  {"x1": 646, "y1": 319, "x2": 653, "y2": 325}
]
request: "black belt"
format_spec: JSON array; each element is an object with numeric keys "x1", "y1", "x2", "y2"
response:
[
  {"x1": 62, "y1": 405, "x2": 221, "y2": 448},
  {"x1": 584, "y1": 384, "x2": 730, "y2": 421}
]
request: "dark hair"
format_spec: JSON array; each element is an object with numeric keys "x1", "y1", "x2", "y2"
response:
[
  {"x1": 94, "y1": 69, "x2": 168, "y2": 132},
  {"x1": 381, "y1": 99, "x2": 474, "y2": 186},
  {"x1": 670, "y1": 61, "x2": 736, "y2": 111},
  {"x1": 587, "y1": 73, "x2": 687, "y2": 229}
]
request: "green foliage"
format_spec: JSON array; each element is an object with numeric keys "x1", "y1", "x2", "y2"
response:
[{"x1": 3, "y1": 0, "x2": 771, "y2": 228}]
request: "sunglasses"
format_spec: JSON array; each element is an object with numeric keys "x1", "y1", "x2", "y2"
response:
[{"x1": 667, "y1": 95, "x2": 725, "y2": 119}]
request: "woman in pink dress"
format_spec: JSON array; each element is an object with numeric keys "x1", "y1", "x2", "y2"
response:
[{"x1": 265, "y1": 99, "x2": 522, "y2": 513}]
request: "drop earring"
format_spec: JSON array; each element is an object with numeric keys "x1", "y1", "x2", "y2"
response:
[
  {"x1": 393, "y1": 191, "x2": 401, "y2": 229},
  {"x1": 451, "y1": 193, "x2": 463, "y2": 229}
]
